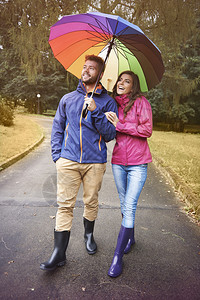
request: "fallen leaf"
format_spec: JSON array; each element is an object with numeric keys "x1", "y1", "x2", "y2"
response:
[
  {"x1": 141, "y1": 227, "x2": 148, "y2": 231},
  {"x1": 8, "y1": 260, "x2": 14, "y2": 264},
  {"x1": 82, "y1": 287, "x2": 86, "y2": 292},
  {"x1": 49, "y1": 216, "x2": 55, "y2": 219}
]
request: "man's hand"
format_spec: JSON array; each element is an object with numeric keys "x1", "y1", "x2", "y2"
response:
[
  {"x1": 84, "y1": 96, "x2": 97, "y2": 112},
  {"x1": 105, "y1": 112, "x2": 119, "y2": 127}
]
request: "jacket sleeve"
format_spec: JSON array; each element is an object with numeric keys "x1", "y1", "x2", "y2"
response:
[
  {"x1": 116, "y1": 98, "x2": 152, "y2": 138},
  {"x1": 91, "y1": 98, "x2": 118, "y2": 142},
  {"x1": 51, "y1": 96, "x2": 66, "y2": 162}
]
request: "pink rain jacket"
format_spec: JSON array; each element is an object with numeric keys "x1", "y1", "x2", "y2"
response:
[{"x1": 111, "y1": 94, "x2": 153, "y2": 166}]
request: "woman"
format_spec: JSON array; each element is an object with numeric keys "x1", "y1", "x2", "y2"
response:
[{"x1": 105, "y1": 71, "x2": 153, "y2": 277}]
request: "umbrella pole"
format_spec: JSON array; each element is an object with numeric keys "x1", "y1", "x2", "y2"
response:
[
  {"x1": 91, "y1": 36, "x2": 115, "y2": 98},
  {"x1": 82, "y1": 36, "x2": 116, "y2": 118}
]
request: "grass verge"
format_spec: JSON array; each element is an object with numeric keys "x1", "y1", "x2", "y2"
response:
[
  {"x1": 0, "y1": 114, "x2": 43, "y2": 164},
  {"x1": 149, "y1": 131, "x2": 200, "y2": 222}
]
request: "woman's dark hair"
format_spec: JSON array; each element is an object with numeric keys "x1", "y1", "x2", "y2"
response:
[{"x1": 112, "y1": 71, "x2": 143, "y2": 118}]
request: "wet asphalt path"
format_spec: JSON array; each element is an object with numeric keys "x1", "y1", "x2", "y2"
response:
[{"x1": 0, "y1": 116, "x2": 199, "y2": 300}]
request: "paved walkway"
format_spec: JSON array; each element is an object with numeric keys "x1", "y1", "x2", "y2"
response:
[{"x1": 0, "y1": 117, "x2": 199, "y2": 300}]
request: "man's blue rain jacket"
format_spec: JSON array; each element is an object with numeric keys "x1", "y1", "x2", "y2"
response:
[{"x1": 51, "y1": 80, "x2": 118, "y2": 163}]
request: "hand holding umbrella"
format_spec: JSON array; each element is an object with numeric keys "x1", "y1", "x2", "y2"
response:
[{"x1": 83, "y1": 96, "x2": 97, "y2": 117}]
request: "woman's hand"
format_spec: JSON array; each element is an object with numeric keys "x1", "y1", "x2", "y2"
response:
[
  {"x1": 105, "y1": 112, "x2": 119, "y2": 127},
  {"x1": 84, "y1": 96, "x2": 97, "y2": 112}
]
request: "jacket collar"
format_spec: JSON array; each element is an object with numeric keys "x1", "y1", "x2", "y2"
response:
[
  {"x1": 78, "y1": 79, "x2": 105, "y2": 95},
  {"x1": 115, "y1": 94, "x2": 130, "y2": 108}
]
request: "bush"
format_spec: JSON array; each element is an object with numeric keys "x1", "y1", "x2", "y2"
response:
[{"x1": 0, "y1": 100, "x2": 14, "y2": 126}]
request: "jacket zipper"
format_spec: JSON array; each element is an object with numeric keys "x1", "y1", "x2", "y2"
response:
[
  {"x1": 79, "y1": 90, "x2": 102, "y2": 162},
  {"x1": 125, "y1": 126, "x2": 128, "y2": 166},
  {"x1": 79, "y1": 107, "x2": 83, "y2": 163},
  {"x1": 79, "y1": 98, "x2": 87, "y2": 163},
  {"x1": 65, "y1": 123, "x2": 69, "y2": 147},
  {"x1": 99, "y1": 135, "x2": 102, "y2": 151}
]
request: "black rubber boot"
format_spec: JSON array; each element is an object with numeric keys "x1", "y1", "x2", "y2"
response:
[
  {"x1": 40, "y1": 230, "x2": 70, "y2": 271},
  {"x1": 83, "y1": 217, "x2": 97, "y2": 255}
]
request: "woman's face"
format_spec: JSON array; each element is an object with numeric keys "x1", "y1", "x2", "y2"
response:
[{"x1": 116, "y1": 73, "x2": 133, "y2": 95}]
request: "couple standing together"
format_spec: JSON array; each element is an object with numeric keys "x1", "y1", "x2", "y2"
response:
[{"x1": 40, "y1": 54, "x2": 153, "y2": 277}]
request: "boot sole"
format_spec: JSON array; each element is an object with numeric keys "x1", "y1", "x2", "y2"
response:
[
  {"x1": 84, "y1": 238, "x2": 97, "y2": 255},
  {"x1": 87, "y1": 249, "x2": 97, "y2": 255},
  {"x1": 107, "y1": 270, "x2": 122, "y2": 278},
  {"x1": 40, "y1": 260, "x2": 66, "y2": 271}
]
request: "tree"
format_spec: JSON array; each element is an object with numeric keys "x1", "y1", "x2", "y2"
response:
[
  {"x1": 0, "y1": 0, "x2": 79, "y2": 112},
  {"x1": 0, "y1": 0, "x2": 199, "y2": 130}
]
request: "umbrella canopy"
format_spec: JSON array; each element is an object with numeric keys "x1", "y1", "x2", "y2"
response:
[{"x1": 49, "y1": 11, "x2": 164, "y2": 92}]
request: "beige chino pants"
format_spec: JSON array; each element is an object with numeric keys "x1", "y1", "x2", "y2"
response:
[{"x1": 55, "y1": 158, "x2": 106, "y2": 231}]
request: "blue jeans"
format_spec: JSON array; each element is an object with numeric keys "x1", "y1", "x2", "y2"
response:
[{"x1": 112, "y1": 164, "x2": 148, "y2": 228}]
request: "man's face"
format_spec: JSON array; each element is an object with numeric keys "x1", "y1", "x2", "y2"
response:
[{"x1": 81, "y1": 60, "x2": 100, "y2": 85}]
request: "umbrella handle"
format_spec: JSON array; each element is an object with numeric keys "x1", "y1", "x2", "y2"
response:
[{"x1": 82, "y1": 103, "x2": 88, "y2": 118}]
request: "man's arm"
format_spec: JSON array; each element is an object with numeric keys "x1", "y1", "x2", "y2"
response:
[
  {"x1": 91, "y1": 98, "x2": 118, "y2": 142},
  {"x1": 51, "y1": 96, "x2": 66, "y2": 162}
]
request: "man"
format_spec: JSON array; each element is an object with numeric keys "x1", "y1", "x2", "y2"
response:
[{"x1": 40, "y1": 55, "x2": 118, "y2": 271}]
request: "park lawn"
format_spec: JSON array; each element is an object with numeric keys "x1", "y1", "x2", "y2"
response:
[
  {"x1": 0, "y1": 114, "x2": 43, "y2": 163},
  {"x1": 148, "y1": 131, "x2": 200, "y2": 218}
]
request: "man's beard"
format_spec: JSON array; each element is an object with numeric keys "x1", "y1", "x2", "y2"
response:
[{"x1": 81, "y1": 73, "x2": 98, "y2": 84}]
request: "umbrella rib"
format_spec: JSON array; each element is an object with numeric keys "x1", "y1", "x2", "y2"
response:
[
  {"x1": 115, "y1": 24, "x2": 143, "y2": 38},
  {"x1": 88, "y1": 17, "x2": 112, "y2": 39},
  {"x1": 119, "y1": 46, "x2": 132, "y2": 70},
  {"x1": 115, "y1": 25, "x2": 130, "y2": 37},
  {"x1": 117, "y1": 38, "x2": 148, "y2": 59},
  {"x1": 112, "y1": 20, "x2": 119, "y2": 36},
  {"x1": 99, "y1": 42, "x2": 113, "y2": 55},
  {"x1": 113, "y1": 45, "x2": 120, "y2": 78},
  {"x1": 119, "y1": 38, "x2": 148, "y2": 56},
  {"x1": 105, "y1": 17, "x2": 115, "y2": 36},
  {"x1": 87, "y1": 24, "x2": 110, "y2": 41},
  {"x1": 98, "y1": 39, "x2": 135, "y2": 62},
  {"x1": 114, "y1": 40, "x2": 135, "y2": 60},
  {"x1": 85, "y1": 29, "x2": 110, "y2": 43},
  {"x1": 111, "y1": 43, "x2": 119, "y2": 59},
  {"x1": 94, "y1": 17, "x2": 113, "y2": 36},
  {"x1": 119, "y1": 35, "x2": 161, "y2": 59},
  {"x1": 113, "y1": 44, "x2": 128, "y2": 61},
  {"x1": 91, "y1": 43, "x2": 108, "y2": 48}
]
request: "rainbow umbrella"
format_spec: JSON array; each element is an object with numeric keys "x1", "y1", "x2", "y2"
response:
[{"x1": 49, "y1": 11, "x2": 164, "y2": 92}]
